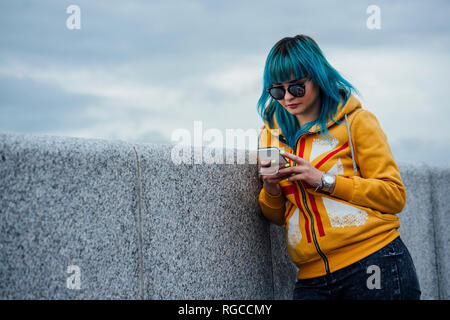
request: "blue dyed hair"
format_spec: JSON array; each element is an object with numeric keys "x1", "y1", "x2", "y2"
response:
[{"x1": 257, "y1": 35, "x2": 360, "y2": 149}]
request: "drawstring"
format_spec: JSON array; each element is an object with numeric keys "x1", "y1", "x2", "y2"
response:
[{"x1": 345, "y1": 114, "x2": 358, "y2": 173}]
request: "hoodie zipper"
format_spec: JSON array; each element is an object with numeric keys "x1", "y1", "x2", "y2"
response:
[
  {"x1": 295, "y1": 133, "x2": 330, "y2": 275},
  {"x1": 295, "y1": 180, "x2": 330, "y2": 275}
]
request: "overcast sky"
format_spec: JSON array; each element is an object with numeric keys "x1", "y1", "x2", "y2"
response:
[{"x1": 1, "y1": 0, "x2": 449, "y2": 165}]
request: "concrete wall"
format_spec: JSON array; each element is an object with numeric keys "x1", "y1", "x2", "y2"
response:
[{"x1": 0, "y1": 132, "x2": 448, "y2": 299}]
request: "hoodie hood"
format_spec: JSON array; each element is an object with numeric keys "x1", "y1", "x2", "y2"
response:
[
  {"x1": 307, "y1": 93, "x2": 362, "y2": 134},
  {"x1": 265, "y1": 93, "x2": 362, "y2": 136}
]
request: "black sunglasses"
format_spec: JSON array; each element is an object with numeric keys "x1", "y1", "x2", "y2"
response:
[{"x1": 267, "y1": 78, "x2": 312, "y2": 100}]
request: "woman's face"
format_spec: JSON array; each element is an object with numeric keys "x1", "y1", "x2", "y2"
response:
[{"x1": 272, "y1": 75, "x2": 321, "y2": 126}]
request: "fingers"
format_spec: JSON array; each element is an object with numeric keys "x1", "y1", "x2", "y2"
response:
[
  {"x1": 285, "y1": 173, "x2": 305, "y2": 182},
  {"x1": 278, "y1": 164, "x2": 301, "y2": 176},
  {"x1": 262, "y1": 169, "x2": 292, "y2": 183},
  {"x1": 260, "y1": 151, "x2": 314, "y2": 185},
  {"x1": 260, "y1": 159, "x2": 274, "y2": 167},
  {"x1": 280, "y1": 150, "x2": 305, "y2": 165},
  {"x1": 261, "y1": 158, "x2": 294, "y2": 167},
  {"x1": 260, "y1": 160, "x2": 290, "y2": 178},
  {"x1": 260, "y1": 160, "x2": 287, "y2": 167}
]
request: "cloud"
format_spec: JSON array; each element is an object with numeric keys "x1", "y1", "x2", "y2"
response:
[
  {"x1": 392, "y1": 137, "x2": 450, "y2": 166},
  {"x1": 0, "y1": 52, "x2": 265, "y2": 140},
  {"x1": 0, "y1": 0, "x2": 449, "y2": 165},
  {"x1": 0, "y1": 73, "x2": 98, "y2": 133},
  {"x1": 326, "y1": 46, "x2": 450, "y2": 139}
]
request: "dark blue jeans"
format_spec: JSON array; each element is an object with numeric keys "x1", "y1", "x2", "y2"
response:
[{"x1": 293, "y1": 237, "x2": 421, "y2": 300}]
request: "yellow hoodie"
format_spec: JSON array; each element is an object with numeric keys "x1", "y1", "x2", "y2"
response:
[{"x1": 258, "y1": 94, "x2": 406, "y2": 279}]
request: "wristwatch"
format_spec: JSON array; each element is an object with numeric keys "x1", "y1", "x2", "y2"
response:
[{"x1": 315, "y1": 172, "x2": 336, "y2": 193}]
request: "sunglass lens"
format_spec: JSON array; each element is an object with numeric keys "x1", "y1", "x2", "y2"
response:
[
  {"x1": 269, "y1": 87, "x2": 285, "y2": 100},
  {"x1": 289, "y1": 85, "x2": 305, "y2": 97}
]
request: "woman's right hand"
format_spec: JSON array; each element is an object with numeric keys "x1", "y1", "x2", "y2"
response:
[{"x1": 260, "y1": 160, "x2": 290, "y2": 196}]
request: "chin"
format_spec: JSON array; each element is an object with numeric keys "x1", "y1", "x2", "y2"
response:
[{"x1": 284, "y1": 107, "x2": 302, "y2": 115}]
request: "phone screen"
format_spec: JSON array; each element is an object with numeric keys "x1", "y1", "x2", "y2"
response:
[{"x1": 258, "y1": 147, "x2": 288, "y2": 175}]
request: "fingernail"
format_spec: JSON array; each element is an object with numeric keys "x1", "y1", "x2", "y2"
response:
[
  {"x1": 291, "y1": 173, "x2": 295, "y2": 176},
  {"x1": 285, "y1": 164, "x2": 290, "y2": 167},
  {"x1": 286, "y1": 178, "x2": 289, "y2": 181},
  {"x1": 271, "y1": 159, "x2": 276, "y2": 163},
  {"x1": 280, "y1": 150, "x2": 285, "y2": 155}
]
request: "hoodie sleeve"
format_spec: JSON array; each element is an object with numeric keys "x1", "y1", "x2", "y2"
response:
[
  {"x1": 330, "y1": 110, "x2": 406, "y2": 214},
  {"x1": 257, "y1": 125, "x2": 287, "y2": 225},
  {"x1": 258, "y1": 186, "x2": 286, "y2": 226}
]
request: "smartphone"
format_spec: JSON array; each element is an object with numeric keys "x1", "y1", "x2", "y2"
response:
[{"x1": 258, "y1": 147, "x2": 288, "y2": 175}]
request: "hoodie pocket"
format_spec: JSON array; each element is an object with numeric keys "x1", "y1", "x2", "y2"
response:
[{"x1": 319, "y1": 194, "x2": 399, "y2": 227}]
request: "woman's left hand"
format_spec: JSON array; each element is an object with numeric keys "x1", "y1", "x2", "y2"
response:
[{"x1": 278, "y1": 151, "x2": 323, "y2": 188}]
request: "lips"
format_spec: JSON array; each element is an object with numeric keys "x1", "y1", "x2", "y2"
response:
[{"x1": 287, "y1": 103, "x2": 300, "y2": 108}]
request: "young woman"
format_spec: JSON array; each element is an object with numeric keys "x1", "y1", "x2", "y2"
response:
[{"x1": 257, "y1": 35, "x2": 421, "y2": 300}]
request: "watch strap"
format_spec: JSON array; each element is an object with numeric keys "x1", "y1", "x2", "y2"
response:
[{"x1": 314, "y1": 173, "x2": 324, "y2": 192}]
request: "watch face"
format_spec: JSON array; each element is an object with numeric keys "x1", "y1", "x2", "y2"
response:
[{"x1": 324, "y1": 174, "x2": 335, "y2": 185}]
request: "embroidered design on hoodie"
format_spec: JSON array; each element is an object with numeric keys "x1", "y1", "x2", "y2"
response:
[
  {"x1": 321, "y1": 158, "x2": 368, "y2": 228},
  {"x1": 326, "y1": 158, "x2": 344, "y2": 176},
  {"x1": 322, "y1": 198, "x2": 369, "y2": 227},
  {"x1": 287, "y1": 207, "x2": 302, "y2": 244},
  {"x1": 309, "y1": 137, "x2": 339, "y2": 162},
  {"x1": 286, "y1": 207, "x2": 302, "y2": 260}
]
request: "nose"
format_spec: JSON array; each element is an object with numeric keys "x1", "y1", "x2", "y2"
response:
[{"x1": 283, "y1": 87, "x2": 295, "y2": 101}]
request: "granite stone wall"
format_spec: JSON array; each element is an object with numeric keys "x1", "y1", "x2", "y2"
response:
[{"x1": 0, "y1": 132, "x2": 448, "y2": 299}]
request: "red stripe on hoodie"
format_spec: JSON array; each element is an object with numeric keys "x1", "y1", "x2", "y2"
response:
[
  {"x1": 282, "y1": 185, "x2": 311, "y2": 243},
  {"x1": 297, "y1": 136, "x2": 326, "y2": 237},
  {"x1": 314, "y1": 142, "x2": 349, "y2": 169},
  {"x1": 307, "y1": 193, "x2": 325, "y2": 237},
  {"x1": 298, "y1": 137, "x2": 306, "y2": 158},
  {"x1": 284, "y1": 202, "x2": 295, "y2": 226}
]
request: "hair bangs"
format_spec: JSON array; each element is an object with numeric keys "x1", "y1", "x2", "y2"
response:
[{"x1": 265, "y1": 47, "x2": 308, "y2": 87}]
